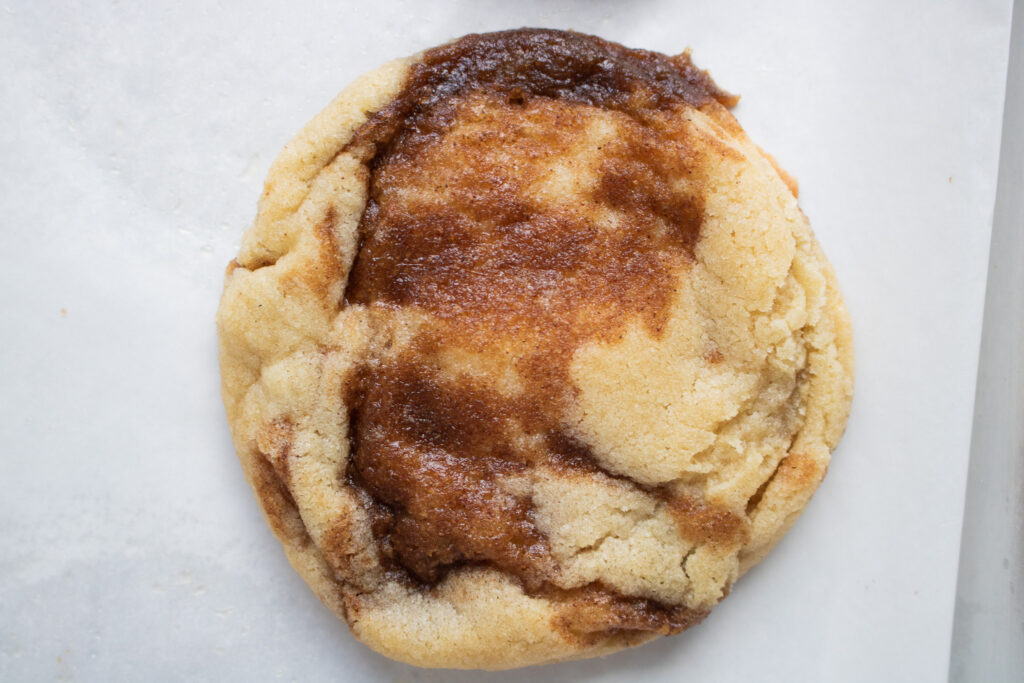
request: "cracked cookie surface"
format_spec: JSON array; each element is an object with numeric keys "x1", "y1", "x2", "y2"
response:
[{"x1": 217, "y1": 29, "x2": 853, "y2": 670}]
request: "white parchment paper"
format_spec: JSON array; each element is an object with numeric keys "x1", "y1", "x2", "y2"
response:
[{"x1": 0, "y1": 1, "x2": 1014, "y2": 680}]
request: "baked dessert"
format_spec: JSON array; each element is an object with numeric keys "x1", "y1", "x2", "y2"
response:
[{"x1": 217, "y1": 28, "x2": 854, "y2": 669}]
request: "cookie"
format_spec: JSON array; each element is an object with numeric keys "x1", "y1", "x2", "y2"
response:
[{"x1": 217, "y1": 29, "x2": 854, "y2": 670}]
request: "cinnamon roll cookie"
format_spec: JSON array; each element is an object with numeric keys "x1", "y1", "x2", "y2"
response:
[{"x1": 217, "y1": 29, "x2": 853, "y2": 669}]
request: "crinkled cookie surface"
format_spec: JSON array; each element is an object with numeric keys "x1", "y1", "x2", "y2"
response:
[{"x1": 217, "y1": 29, "x2": 853, "y2": 670}]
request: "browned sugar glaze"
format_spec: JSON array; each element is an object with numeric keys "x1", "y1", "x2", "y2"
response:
[{"x1": 343, "y1": 29, "x2": 741, "y2": 636}]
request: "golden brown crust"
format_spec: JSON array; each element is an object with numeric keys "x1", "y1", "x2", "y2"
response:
[{"x1": 217, "y1": 29, "x2": 853, "y2": 669}]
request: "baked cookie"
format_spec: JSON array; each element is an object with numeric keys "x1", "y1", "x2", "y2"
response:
[{"x1": 217, "y1": 29, "x2": 853, "y2": 669}]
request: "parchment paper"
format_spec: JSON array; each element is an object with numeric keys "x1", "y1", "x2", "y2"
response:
[{"x1": 0, "y1": 1, "x2": 1014, "y2": 680}]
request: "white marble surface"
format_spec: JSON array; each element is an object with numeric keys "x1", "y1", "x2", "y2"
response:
[{"x1": 0, "y1": 1, "x2": 1014, "y2": 680}]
